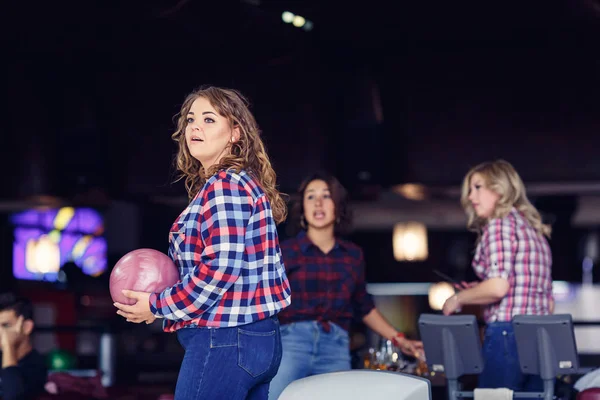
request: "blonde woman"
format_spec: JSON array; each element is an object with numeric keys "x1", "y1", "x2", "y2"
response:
[
  {"x1": 114, "y1": 86, "x2": 292, "y2": 400},
  {"x1": 442, "y1": 159, "x2": 553, "y2": 392}
]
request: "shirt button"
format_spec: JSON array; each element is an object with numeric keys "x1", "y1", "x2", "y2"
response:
[{"x1": 502, "y1": 330, "x2": 507, "y2": 336}]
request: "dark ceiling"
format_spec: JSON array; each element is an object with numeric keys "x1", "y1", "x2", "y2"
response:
[{"x1": 3, "y1": 0, "x2": 600, "y2": 203}]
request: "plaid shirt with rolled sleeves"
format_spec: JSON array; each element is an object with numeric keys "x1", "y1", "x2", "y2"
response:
[
  {"x1": 473, "y1": 207, "x2": 553, "y2": 323},
  {"x1": 276, "y1": 231, "x2": 376, "y2": 333},
  {"x1": 149, "y1": 169, "x2": 292, "y2": 331}
]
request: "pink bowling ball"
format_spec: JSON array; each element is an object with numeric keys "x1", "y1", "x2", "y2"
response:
[{"x1": 109, "y1": 248, "x2": 180, "y2": 305}]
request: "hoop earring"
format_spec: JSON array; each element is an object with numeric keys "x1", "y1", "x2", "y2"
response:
[
  {"x1": 231, "y1": 141, "x2": 242, "y2": 156},
  {"x1": 300, "y1": 216, "x2": 307, "y2": 230}
]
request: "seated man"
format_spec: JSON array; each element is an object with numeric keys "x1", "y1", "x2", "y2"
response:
[{"x1": 0, "y1": 293, "x2": 47, "y2": 400}]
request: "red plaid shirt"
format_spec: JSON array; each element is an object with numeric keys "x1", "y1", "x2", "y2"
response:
[
  {"x1": 149, "y1": 169, "x2": 291, "y2": 331},
  {"x1": 473, "y1": 207, "x2": 553, "y2": 323},
  {"x1": 276, "y1": 231, "x2": 375, "y2": 333}
]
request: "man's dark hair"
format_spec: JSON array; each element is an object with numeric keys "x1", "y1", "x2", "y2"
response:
[{"x1": 0, "y1": 292, "x2": 34, "y2": 321}]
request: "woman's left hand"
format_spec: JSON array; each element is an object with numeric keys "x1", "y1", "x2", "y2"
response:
[
  {"x1": 442, "y1": 294, "x2": 461, "y2": 316},
  {"x1": 114, "y1": 290, "x2": 156, "y2": 324}
]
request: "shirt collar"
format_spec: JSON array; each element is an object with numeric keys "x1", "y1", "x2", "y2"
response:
[{"x1": 296, "y1": 230, "x2": 348, "y2": 254}]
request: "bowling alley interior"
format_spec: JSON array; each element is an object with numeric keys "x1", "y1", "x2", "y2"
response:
[{"x1": 4, "y1": 1, "x2": 600, "y2": 399}]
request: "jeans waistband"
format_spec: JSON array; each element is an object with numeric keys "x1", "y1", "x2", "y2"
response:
[{"x1": 486, "y1": 321, "x2": 513, "y2": 328}]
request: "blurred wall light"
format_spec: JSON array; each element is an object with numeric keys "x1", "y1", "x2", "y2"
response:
[
  {"x1": 303, "y1": 20, "x2": 314, "y2": 31},
  {"x1": 282, "y1": 10, "x2": 313, "y2": 31},
  {"x1": 428, "y1": 281, "x2": 455, "y2": 311},
  {"x1": 281, "y1": 11, "x2": 294, "y2": 23},
  {"x1": 393, "y1": 222, "x2": 428, "y2": 261},
  {"x1": 292, "y1": 15, "x2": 306, "y2": 27},
  {"x1": 26, "y1": 234, "x2": 60, "y2": 273},
  {"x1": 392, "y1": 183, "x2": 427, "y2": 201}
]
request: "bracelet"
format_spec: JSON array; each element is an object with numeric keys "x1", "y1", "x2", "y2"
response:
[{"x1": 391, "y1": 332, "x2": 405, "y2": 347}]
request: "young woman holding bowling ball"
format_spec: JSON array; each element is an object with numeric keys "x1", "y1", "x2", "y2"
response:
[{"x1": 113, "y1": 86, "x2": 291, "y2": 400}]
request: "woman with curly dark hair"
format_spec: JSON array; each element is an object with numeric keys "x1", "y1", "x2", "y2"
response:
[
  {"x1": 113, "y1": 86, "x2": 291, "y2": 400},
  {"x1": 268, "y1": 172, "x2": 423, "y2": 400}
]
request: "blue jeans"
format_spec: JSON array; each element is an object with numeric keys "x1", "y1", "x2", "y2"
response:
[
  {"x1": 174, "y1": 316, "x2": 282, "y2": 400},
  {"x1": 268, "y1": 321, "x2": 351, "y2": 400},
  {"x1": 479, "y1": 322, "x2": 543, "y2": 391}
]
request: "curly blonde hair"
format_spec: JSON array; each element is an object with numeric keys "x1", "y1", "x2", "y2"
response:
[
  {"x1": 460, "y1": 159, "x2": 551, "y2": 238},
  {"x1": 171, "y1": 86, "x2": 287, "y2": 224}
]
